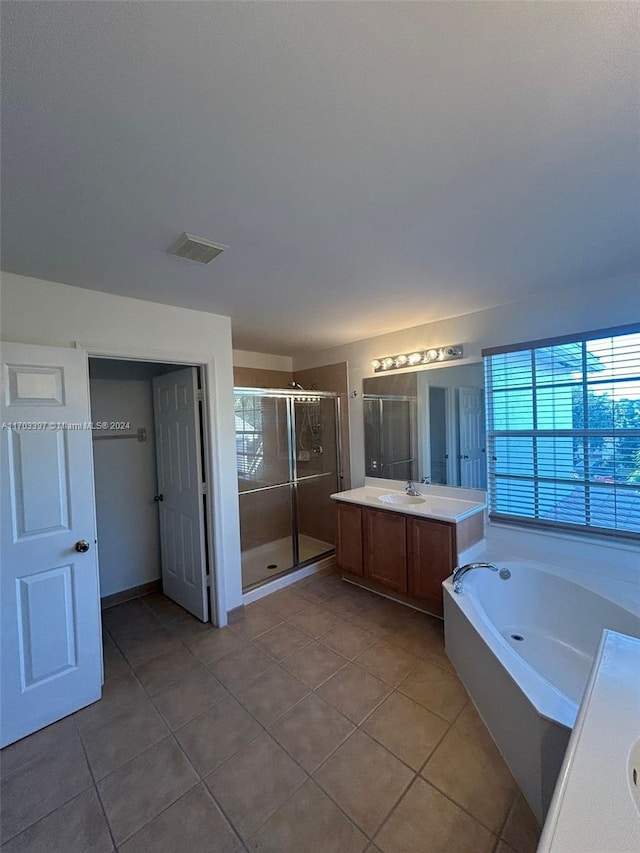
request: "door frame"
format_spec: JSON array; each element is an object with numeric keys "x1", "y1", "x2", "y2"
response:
[{"x1": 77, "y1": 340, "x2": 225, "y2": 626}]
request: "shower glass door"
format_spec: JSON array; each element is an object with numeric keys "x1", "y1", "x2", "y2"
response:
[
  {"x1": 236, "y1": 393, "x2": 294, "y2": 588},
  {"x1": 236, "y1": 389, "x2": 340, "y2": 591},
  {"x1": 293, "y1": 396, "x2": 339, "y2": 566}
]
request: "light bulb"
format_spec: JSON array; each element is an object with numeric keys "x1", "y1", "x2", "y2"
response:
[
  {"x1": 371, "y1": 359, "x2": 381, "y2": 370},
  {"x1": 408, "y1": 352, "x2": 422, "y2": 365},
  {"x1": 395, "y1": 354, "x2": 408, "y2": 367},
  {"x1": 382, "y1": 358, "x2": 394, "y2": 370}
]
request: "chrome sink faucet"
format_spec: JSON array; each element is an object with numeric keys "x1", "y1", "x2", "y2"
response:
[
  {"x1": 405, "y1": 480, "x2": 421, "y2": 496},
  {"x1": 452, "y1": 562, "x2": 498, "y2": 593}
]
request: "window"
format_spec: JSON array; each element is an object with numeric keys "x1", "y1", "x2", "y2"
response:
[
  {"x1": 235, "y1": 394, "x2": 264, "y2": 481},
  {"x1": 483, "y1": 326, "x2": 640, "y2": 538}
]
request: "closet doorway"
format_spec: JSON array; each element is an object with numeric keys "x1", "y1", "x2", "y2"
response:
[{"x1": 89, "y1": 358, "x2": 212, "y2": 621}]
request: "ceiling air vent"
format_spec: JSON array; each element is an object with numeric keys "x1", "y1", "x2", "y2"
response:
[{"x1": 168, "y1": 232, "x2": 228, "y2": 264}]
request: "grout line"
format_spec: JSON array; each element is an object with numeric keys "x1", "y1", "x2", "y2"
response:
[{"x1": 71, "y1": 714, "x2": 119, "y2": 852}]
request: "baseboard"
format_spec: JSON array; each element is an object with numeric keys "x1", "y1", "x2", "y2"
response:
[
  {"x1": 101, "y1": 579, "x2": 162, "y2": 610},
  {"x1": 226, "y1": 604, "x2": 245, "y2": 624}
]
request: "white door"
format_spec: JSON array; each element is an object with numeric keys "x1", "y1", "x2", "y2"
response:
[
  {"x1": 153, "y1": 368, "x2": 208, "y2": 621},
  {"x1": 1, "y1": 343, "x2": 102, "y2": 748},
  {"x1": 458, "y1": 386, "x2": 486, "y2": 489}
]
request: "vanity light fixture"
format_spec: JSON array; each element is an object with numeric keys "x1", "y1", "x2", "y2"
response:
[{"x1": 371, "y1": 344, "x2": 464, "y2": 373}]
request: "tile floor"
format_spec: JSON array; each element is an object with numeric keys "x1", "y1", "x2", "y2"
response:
[{"x1": 0, "y1": 571, "x2": 541, "y2": 852}]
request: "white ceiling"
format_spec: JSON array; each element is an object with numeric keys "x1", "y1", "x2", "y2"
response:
[{"x1": 1, "y1": 2, "x2": 638, "y2": 354}]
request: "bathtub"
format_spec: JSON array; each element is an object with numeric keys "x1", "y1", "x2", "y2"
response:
[{"x1": 443, "y1": 560, "x2": 640, "y2": 825}]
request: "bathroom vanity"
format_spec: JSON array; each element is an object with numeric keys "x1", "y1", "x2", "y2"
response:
[{"x1": 330, "y1": 485, "x2": 485, "y2": 617}]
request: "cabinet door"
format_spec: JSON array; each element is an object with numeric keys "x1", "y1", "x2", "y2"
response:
[
  {"x1": 363, "y1": 508, "x2": 407, "y2": 593},
  {"x1": 336, "y1": 503, "x2": 363, "y2": 576},
  {"x1": 407, "y1": 517, "x2": 455, "y2": 615}
]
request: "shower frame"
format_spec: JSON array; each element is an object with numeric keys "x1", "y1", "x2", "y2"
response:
[{"x1": 235, "y1": 387, "x2": 343, "y2": 589}]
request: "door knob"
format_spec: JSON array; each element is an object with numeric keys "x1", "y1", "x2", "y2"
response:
[
  {"x1": 75, "y1": 540, "x2": 90, "y2": 553},
  {"x1": 154, "y1": 494, "x2": 163, "y2": 502}
]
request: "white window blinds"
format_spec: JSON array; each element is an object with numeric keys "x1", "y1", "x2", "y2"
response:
[{"x1": 483, "y1": 326, "x2": 640, "y2": 538}]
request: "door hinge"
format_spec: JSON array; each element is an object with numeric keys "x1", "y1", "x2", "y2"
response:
[
  {"x1": 200, "y1": 483, "x2": 207, "y2": 495},
  {"x1": 196, "y1": 390, "x2": 203, "y2": 402},
  {"x1": 206, "y1": 575, "x2": 211, "y2": 587}
]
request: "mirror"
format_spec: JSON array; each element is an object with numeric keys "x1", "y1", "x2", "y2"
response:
[{"x1": 363, "y1": 362, "x2": 486, "y2": 488}]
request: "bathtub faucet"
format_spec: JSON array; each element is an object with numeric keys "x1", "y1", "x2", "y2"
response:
[{"x1": 452, "y1": 562, "x2": 498, "y2": 594}]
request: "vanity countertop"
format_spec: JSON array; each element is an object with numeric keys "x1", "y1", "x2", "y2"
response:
[
  {"x1": 330, "y1": 485, "x2": 486, "y2": 523},
  {"x1": 537, "y1": 630, "x2": 640, "y2": 853}
]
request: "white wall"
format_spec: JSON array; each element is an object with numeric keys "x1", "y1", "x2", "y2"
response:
[
  {"x1": 0, "y1": 272, "x2": 243, "y2": 621},
  {"x1": 232, "y1": 349, "x2": 293, "y2": 371},
  {"x1": 292, "y1": 274, "x2": 638, "y2": 488},
  {"x1": 89, "y1": 364, "x2": 162, "y2": 597}
]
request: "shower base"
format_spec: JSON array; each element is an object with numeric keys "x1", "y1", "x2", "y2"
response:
[{"x1": 241, "y1": 534, "x2": 333, "y2": 590}]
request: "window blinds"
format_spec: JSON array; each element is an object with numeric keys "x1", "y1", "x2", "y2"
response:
[{"x1": 483, "y1": 326, "x2": 640, "y2": 538}]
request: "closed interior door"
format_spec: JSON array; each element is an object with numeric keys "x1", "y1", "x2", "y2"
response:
[
  {"x1": 1, "y1": 343, "x2": 102, "y2": 747},
  {"x1": 153, "y1": 367, "x2": 208, "y2": 621},
  {"x1": 458, "y1": 386, "x2": 486, "y2": 489}
]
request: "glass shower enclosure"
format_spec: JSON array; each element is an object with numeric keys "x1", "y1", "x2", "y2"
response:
[{"x1": 235, "y1": 388, "x2": 341, "y2": 591}]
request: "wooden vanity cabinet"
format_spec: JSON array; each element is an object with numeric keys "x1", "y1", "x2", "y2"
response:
[
  {"x1": 336, "y1": 501, "x2": 476, "y2": 617},
  {"x1": 363, "y1": 508, "x2": 407, "y2": 593},
  {"x1": 336, "y1": 502, "x2": 364, "y2": 576},
  {"x1": 407, "y1": 517, "x2": 455, "y2": 616}
]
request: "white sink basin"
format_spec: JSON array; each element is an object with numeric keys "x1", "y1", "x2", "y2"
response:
[
  {"x1": 378, "y1": 493, "x2": 425, "y2": 506},
  {"x1": 629, "y1": 738, "x2": 640, "y2": 815}
]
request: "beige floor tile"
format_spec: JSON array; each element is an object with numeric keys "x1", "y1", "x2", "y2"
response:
[
  {"x1": 316, "y1": 663, "x2": 391, "y2": 724},
  {"x1": 102, "y1": 600, "x2": 158, "y2": 634},
  {"x1": 205, "y1": 733, "x2": 306, "y2": 840},
  {"x1": 374, "y1": 777, "x2": 496, "y2": 853},
  {"x1": 97, "y1": 737, "x2": 198, "y2": 846},
  {"x1": 176, "y1": 696, "x2": 262, "y2": 776},
  {"x1": 102, "y1": 632, "x2": 129, "y2": 680},
  {"x1": 0, "y1": 735, "x2": 93, "y2": 842},
  {"x1": 140, "y1": 594, "x2": 189, "y2": 624},
  {"x1": 115, "y1": 625, "x2": 181, "y2": 667},
  {"x1": 355, "y1": 640, "x2": 420, "y2": 686},
  {"x1": 453, "y1": 701, "x2": 498, "y2": 752},
  {"x1": 296, "y1": 573, "x2": 344, "y2": 601},
  {"x1": 384, "y1": 619, "x2": 448, "y2": 664},
  {"x1": 74, "y1": 670, "x2": 147, "y2": 733},
  {"x1": 501, "y1": 791, "x2": 541, "y2": 853},
  {"x1": 133, "y1": 643, "x2": 202, "y2": 694},
  {"x1": 209, "y1": 643, "x2": 275, "y2": 691},
  {"x1": 321, "y1": 621, "x2": 377, "y2": 659},
  {"x1": 187, "y1": 626, "x2": 246, "y2": 664},
  {"x1": 235, "y1": 665, "x2": 310, "y2": 725},
  {"x1": 166, "y1": 614, "x2": 217, "y2": 644},
  {"x1": 0, "y1": 717, "x2": 78, "y2": 779},
  {"x1": 1, "y1": 787, "x2": 113, "y2": 853},
  {"x1": 269, "y1": 694, "x2": 354, "y2": 772},
  {"x1": 246, "y1": 779, "x2": 367, "y2": 853},
  {"x1": 398, "y1": 660, "x2": 467, "y2": 721},
  {"x1": 253, "y1": 622, "x2": 312, "y2": 662},
  {"x1": 422, "y1": 726, "x2": 515, "y2": 833},
  {"x1": 281, "y1": 640, "x2": 347, "y2": 688},
  {"x1": 287, "y1": 605, "x2": 341, "y2": 638},
  {"x1": 255, "y1": 590, "x2": 312, "y2": 620},
  {"x1": 80, "y1": 699, "x2": 169, "y2": 780},
  {"x1": 495, "y1": 842, "x2": 518, "y2": 853},
  {"x1": 152, "y1": 667, "x2": 228, "y2": 730},
  {"x1": 363, "y1": 692, "x2": 449, "y2": 770},
  {"x1": 314, "y1": 729, "x2": 413, "y2": 836},
  {"x1": 227, "y1": 604, "x2": 283, "y2": 639},
  {"x1": 119, "y1": 783, "x2": 240, "y2": 853}
]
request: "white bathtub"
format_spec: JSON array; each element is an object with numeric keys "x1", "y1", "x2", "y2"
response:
[{"x1": 443, "y1": 560, "x2": 640, "y2": 824}]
